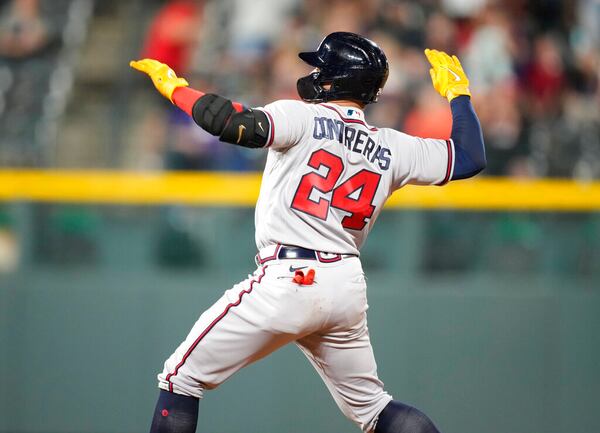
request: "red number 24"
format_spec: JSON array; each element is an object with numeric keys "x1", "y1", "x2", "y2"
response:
[{"x1": 291, "y1": 149, "x2": 381, "y2": 230}]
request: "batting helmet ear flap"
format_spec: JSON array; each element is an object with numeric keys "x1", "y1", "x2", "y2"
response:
[{"x1": 297, "y1": 72, "x2": 326, "y2": 102}]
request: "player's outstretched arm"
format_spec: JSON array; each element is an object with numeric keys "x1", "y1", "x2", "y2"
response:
[
  {"x1": 424, "y1": 49, "x2": 486, "y2": 180},
  {"x1": 130, "y1": 59, "x2": 269, "y2": 148}
]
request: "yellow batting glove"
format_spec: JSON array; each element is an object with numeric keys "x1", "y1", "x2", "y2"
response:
[
  {"x1": 424, "y1": 49, "x2": 471, "y2": 102},
  {"x1": 129, "y1": 58, "x2": 189, "y2": 103}
]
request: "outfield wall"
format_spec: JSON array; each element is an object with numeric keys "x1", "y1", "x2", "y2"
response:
[{"x1": 1, "y1": 205, "x2": 598, "y2": 433}]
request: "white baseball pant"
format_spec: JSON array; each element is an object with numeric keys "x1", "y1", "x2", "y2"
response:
[{"x1": 158, "y1": 245, "x2": 392, "y2": 433}]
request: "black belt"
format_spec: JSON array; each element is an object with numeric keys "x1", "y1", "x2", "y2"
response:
[{"x1": 256, "y1": 244, "x2": 356, "y2": 265}]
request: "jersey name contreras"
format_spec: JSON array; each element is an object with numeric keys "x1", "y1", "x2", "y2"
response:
[{"x1": 254, "y1": 100, "x2": 454, "y2": 255}]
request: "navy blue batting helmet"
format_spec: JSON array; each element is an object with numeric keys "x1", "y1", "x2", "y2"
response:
[{"x1": 297, "y1": 32, "x2": 389, "y2": 105}]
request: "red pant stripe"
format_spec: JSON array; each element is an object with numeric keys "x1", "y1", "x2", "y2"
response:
[{"x1": 165, "y1": 265, "x2": 269, "y2": 392}]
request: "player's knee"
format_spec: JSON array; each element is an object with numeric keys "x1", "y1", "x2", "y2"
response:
[{"x1": 374, "y1": 400, "x2": 441, "y2": 433}]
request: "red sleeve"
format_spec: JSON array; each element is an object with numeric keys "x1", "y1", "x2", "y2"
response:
[
  {"x1": 172, "y1": 87, "x2": 204, "y2": 116},
  {"x1": 172, "y1": 87, "x2": 245, "y2": 116}
]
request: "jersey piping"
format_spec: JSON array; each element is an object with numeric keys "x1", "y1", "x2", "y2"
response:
[
  {"x1": 436, "y1": 139, "x2": 455, "y2": 186},
  {"x1": 263, "y1": 110, "x2": 275, "y2": 147}
]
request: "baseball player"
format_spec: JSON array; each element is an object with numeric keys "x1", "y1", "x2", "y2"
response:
[{"x1": 131, "y1": 32, "x2": 486, "y2": 433}]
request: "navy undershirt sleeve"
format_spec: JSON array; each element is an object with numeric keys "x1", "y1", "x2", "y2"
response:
[{"x1": 450, "y1": 95, "x2": 486, "y2": 180}]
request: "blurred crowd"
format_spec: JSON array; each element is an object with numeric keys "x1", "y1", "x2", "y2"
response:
[
  {"x1": 0, "y1": 0, "x2": 598, "y2": 178},
  {"x1": 1, "y1": 0, "x2": 598, "y2": 275},
  {"x1": 0, "y1": 0, "x2": 85, "y2": 166},
  {"x1": 136, "y1": 0, "x2": 600, "y2": 178},
  {"x1": 0, "y1": 0, "x2": 50, "y2": 58}
]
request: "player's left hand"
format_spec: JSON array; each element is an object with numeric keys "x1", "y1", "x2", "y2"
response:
[
  {"x1": 424, "y1": 49, "x2": 471, "y2": 102},
  {"x1": 130, "y1": 58, "x2": 189, "y2": 103}
]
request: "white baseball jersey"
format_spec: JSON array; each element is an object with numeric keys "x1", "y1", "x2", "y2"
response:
[
  {"x1": 255, "y1": 99, "x2": 455, "y2": 255},
  {"x1": 157, "y1": 98, "x2": 456, "y2": 433}
]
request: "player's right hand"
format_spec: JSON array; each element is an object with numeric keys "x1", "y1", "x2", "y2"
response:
[
  {"x1": 130, "y1": 58, "x2": 189, "y2": 103},
  {"x1": 424, "y1": 49, "x2": 471, "y2": 102}
]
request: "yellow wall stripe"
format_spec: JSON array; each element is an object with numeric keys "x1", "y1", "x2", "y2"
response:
[{"x1": 1, "y1": 170, "x2": 599, "y2": 211}]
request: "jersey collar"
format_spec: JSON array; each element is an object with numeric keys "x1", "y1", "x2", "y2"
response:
[
  {"x1": 319, "y1": 102, "x2": 377, "y2": 131},
  {"x1": 320, "y1": 102, "x2": 365, "y2": 121}
]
